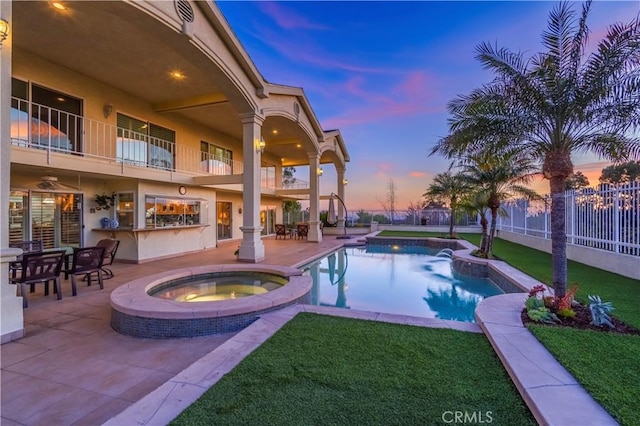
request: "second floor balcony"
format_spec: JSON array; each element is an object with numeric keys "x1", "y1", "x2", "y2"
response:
[{"x1": 10, "y1": 98, "x2": 309, "y2": 192}]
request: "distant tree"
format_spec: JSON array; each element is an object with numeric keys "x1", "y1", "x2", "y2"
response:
[
  {"x1": 424, "y1": 200, "x2": 447, "y2": 209},
  {"x1": 599, "y1": 161, "x2": 640, "y2": 185},
  {"x1": 457, "y1": 148, "x2": 539, "y2": 255},
  {"x1": 423, "y1": 171, "x2": 471, "y2": 238},
  {"x1": 355, "y1": 209, "x2": 372, "y2": 224},
  {"x1": 377, "y1": 179, "x2": 397, "y2": 223},
  {"x1": 283, "y1": 199, "x2": 301, "y2": 224},
  {"x1": 565, "y1": 171, "x2": 590, "y2": 190},
  {"x1": 406, "y1": 200, "x2": 427, "y2": 224},
  {"x1": 282, "y1": 167, "x2": 297, "y2": 188},
  {"x1": 458, "y1": 191, "x2": 491, "y2": 253},
  {"x1": 372, "y1": 214, "x2": 391, "y2": 224}
]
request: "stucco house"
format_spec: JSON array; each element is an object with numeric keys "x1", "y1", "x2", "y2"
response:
[{"x1": 0, "y1": 0, "x2": 349, "y2": 342}]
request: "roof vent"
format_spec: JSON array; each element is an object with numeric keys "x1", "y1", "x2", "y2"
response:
[{"x1": 175, "y1": 0, "x2": 194, "y2": 23}]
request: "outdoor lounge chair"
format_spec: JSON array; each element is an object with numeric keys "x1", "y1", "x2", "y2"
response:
[{"x1": 10, "y1": 250, "x2": 66, "y2": 308}]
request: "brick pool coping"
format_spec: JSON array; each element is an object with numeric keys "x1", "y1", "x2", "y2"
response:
[{"x1": 104, "y1": 238, "x2": 617, "y2": 425}]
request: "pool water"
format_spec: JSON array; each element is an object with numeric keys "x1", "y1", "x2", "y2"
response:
[{"x1": 302, "y1": 245, "x2": 503, "y2": 322}]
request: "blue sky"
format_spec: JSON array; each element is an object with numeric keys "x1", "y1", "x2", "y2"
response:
[{"x1": 217, "y1": 1, "x2": 639, "y2": 210}]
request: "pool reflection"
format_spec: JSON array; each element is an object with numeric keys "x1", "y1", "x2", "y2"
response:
[{"x1": 303, "y1": 245, "x2": 504, "y2": 323}]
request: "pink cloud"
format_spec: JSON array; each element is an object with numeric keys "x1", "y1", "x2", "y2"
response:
[
  {"x1": 409, "y1": 171, "x2": 426, "y2": 178},
  {"x1": 321, "y1": 71, "x2": 445, "y2": 128},
  {"x1": 257, "y1": 2, "x2": 330, "y2": 31}
]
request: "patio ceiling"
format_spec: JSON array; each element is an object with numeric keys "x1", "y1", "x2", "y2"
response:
[{"x1": 12, "y1": 1, "x2": 318, "y2": 166}]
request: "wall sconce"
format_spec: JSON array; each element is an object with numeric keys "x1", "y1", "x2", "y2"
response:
[
  {"x1": 103, "y1": 103, "x2": 113, "y2": 118},
  {"x1": 256, "y1": 137, "x2": 265, "y2": 154},
  {"x1": 317, "y1": 167, "x2": 324, "y2": 177},
  {"x1": 0, "y1": 19, "x2": 9, "y2": 45},
  {"x1": 238, "y1": 207, "x2": 243, "y2": 214},
  {"x1": 343, "y1": 178, "x2": 348, "y2": 186}
]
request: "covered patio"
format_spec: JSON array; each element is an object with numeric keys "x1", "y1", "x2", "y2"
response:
[{"x1": 1, "y1": 236, "x2": 346, "y2": 425}]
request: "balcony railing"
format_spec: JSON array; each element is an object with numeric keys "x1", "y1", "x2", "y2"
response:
[{"x1": 10, "y1": 98, "x2": 245, "y2": 178}]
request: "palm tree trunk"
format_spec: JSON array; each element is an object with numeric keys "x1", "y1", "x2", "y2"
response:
[
  {"x1": 479, "y1": 216, "x2": 489, "y2": 253},
  {"x1": 488, "y1": 207, "x2": 498, "y2": 254},
  {"x1": 549, "y1": 177, "x2": 567, "y2": 297},
  {"x1": 449, "y1": 211, "x2": 454, "y2": 238}
]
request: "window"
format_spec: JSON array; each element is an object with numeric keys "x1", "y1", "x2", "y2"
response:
[
  {"x1": 10, "y1": 78, "x2": 81, "y2": 151},
  {"x1": 115, "y1": 192, "x2": 135, "y2": 229},
  {"x1": 117, "y1": 113, "x2": 175, "y2": 170},
  {"x1": 201, "y1": 141, "x2": 233, "y2": 175},
  {"x1": 145, "y1": 196, "x2": 206, "y2": 228},
  {"x1": 216, "y1": 201, "x2": 232, "y2": 240}
]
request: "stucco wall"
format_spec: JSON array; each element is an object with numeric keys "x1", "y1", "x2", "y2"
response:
[
  {"x1": 498, "y1": 230, "x2": 640, "y2": 280},
  {"x1": 12, "y1": 50, "x2": 242, "y2": 157}
]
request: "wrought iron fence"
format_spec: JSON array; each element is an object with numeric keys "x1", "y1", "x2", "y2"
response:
[
  {"x1": 497, "y1": 182, "x2": 640, "y2": 256},
  {"x1": 336, "y1": 209, "x2": 478, "y2": 227}
]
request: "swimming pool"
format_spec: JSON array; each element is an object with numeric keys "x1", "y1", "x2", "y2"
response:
[{"x1": 302, "y1": 245, "x2": 504, "y2": 322}]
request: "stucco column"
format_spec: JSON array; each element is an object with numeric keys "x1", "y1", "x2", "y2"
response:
[
  {"x1": 337, "y1": 168, "x2": 346, "y2": 229},
  {"x1": 307, "y1": 153, "x2": 322, "y2": 242},
  {"x1": 0, "y1": 4, "x2": 24, "y2": 343},
  {"x1": 238, "y1": 113, "x2": 265, "y2": 263}
]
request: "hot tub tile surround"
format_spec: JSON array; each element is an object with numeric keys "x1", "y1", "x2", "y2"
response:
[{"x1": 110, "y1": 265, "x2": 312, "y2": 338}]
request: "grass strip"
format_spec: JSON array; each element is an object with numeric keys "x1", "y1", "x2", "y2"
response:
[
  {"x1": 458, "y1": 233, "x2": 640, "y2": 423},
  {"x1": 171, "y1": 313, "x2": 535, "y2": 426},
  {"x1": 458, "y1": 234, "x2": 640, "y2": 328},
  {"x1": 528, "y1": 325, "x2": 640, "y2": 425},
  {"x1": 376, "y1": 230, "x2": 448, "y2": 238}
]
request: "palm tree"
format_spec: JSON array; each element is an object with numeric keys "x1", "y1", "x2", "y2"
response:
[
  {"x1": 457, "y1": 190, "x2": 491, "y2": 253},
  {"x1": 423, "y1": 171, "x2": 470, "y2": 237},
  {"x1": 457, "y1": 148, "x2": 540, "y2": 255},
  {"x1": 431, "y1": 1, "x2": 640, "y2": 296}
]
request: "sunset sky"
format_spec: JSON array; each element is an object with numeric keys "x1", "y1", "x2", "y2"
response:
[{"x1": 217, "y1": 1, "x2": 639, "y2": 210}]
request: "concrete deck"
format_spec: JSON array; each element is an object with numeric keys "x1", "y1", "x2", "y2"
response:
[{"x1": 1, "y1": 236, "x2": 616, "y2": 425}]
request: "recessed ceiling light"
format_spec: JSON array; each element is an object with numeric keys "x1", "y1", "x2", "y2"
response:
[
  {"x1": 272, "y1": 130, "x2": 278, "y2": 135},
  {"x1": 296, "y1": 144, "x2": 301, "y2": 148},
  {"x1": 170, "y1": 71, "x2": 185, "y2": 80},
  {"x1": 52, "y1": 2, "x2": 66, "y2": 10}
]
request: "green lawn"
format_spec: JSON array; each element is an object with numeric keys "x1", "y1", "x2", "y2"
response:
[
  {"x1": 377, "y1": 230, "x2": 451, "y2": 238},
  {"x1": 171, "y1": 313, "x2": 535, "y2": 425},
  {"x1": 458, "y1": 234, "x2": 640, "y2": 328},
  {"x1": 459, "y1": 233, "x2": 640, "y2": 425},
  {"x1": 172, "y1": 231, "x2": 640, "y2": 425},
  {"x1": 527, "y1": 325, "x2": 640, "y2": 425}
]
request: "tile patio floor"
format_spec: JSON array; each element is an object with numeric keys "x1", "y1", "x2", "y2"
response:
[{"x1": 1, "y1": 236, "x2": 345, "y2": 426}]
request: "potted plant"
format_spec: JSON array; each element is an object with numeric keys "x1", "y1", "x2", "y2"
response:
[
  {"x1": 95, "y1": 192, "x2": 117, "y2": 228},
  {"x1": 94, "y1": 192, "x2": 116, "y2": 211}
]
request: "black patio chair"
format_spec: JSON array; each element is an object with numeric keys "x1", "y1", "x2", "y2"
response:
[
  {"x1": 82, "y1": 239, "x2": 120, "y2": 280},
  {"x1": 274, "y1": 224, "x2": 289, "y2": 240},
  {"x1": 9, "y1": 240, "x2": 43, "y2": 280},
  {"x1": 296, "y1": 223, "x2": 309, "y2": 240},
  {"x1": 63, "y1": 246, "x2": 106, "y2": 296},
  {"x1": 10, "y1": 250, "x2": 66, "y2": 308}
]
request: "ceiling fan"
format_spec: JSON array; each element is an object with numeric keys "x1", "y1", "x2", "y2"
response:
[{"x1": 32, "y1": 176, "x2": 79, "y2": 191}]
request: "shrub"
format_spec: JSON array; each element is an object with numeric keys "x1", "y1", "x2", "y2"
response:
[
  {"x1": 588, "y1": 295, "x2": 614, "y2": 329},
  {"x1": 557, "y1": 308, "x2": 576, "y2": 319},
  {"x1": 527, "y1": 307, "x2": 559, "y2": 324}
]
